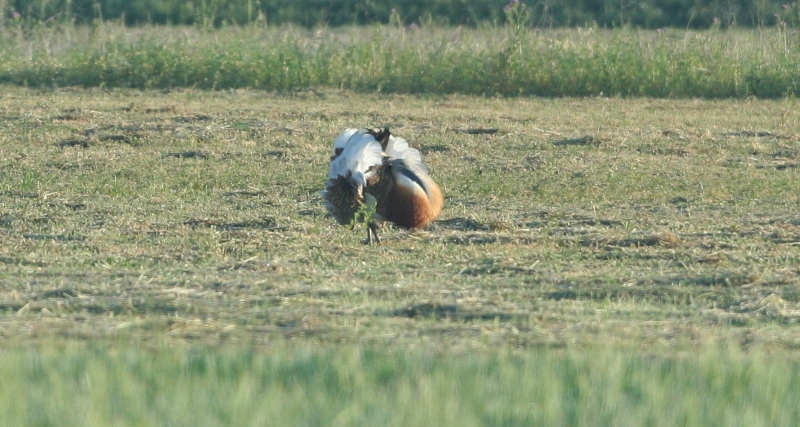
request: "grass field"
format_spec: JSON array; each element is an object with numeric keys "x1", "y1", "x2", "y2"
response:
[
  {"x1": 1, "y1": 24, "x2": 799, "y2": 97},
  {"x1": 2, "y1": 343, "x2": 799, "y2": 426},
  {"x1": 2, "y1": 87, "x2": 800, "y2": 424}
]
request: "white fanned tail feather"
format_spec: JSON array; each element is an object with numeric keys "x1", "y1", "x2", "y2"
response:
[
  {"x1": 331, "y1": 128, "x2": 359, "y2": 158},
  {"x1": 323, "y1": 129, "x2": 383, "y2": 215},
  {"x1": 327, "y1": 130, "x2": 383, "y2": 184},
  {"x1": 384, "y1": 135, "x2": 429, "y2": 174},
  {"x1": 322, "y1": 128, "x2": 384, "y2": 215}
]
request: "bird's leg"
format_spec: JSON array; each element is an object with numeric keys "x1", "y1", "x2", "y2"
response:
[
  {"x1": 365, "y1": 221, "x2": 382, "y2": 244},
  {"x1": 360, "y1": 193, "x2": 381, "y2": 244}
]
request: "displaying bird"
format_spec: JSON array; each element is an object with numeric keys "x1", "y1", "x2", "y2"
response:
[{"x1": 322, "y1": 128, "x2": 443, "y2": 243}]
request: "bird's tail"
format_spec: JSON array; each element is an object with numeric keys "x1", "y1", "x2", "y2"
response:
[
  {"x1": 327, "y1": 129, "x2": 384, "y2": 185},
  {"x1": 384, "y1": 135, "x2": 429, "y2": 174}
]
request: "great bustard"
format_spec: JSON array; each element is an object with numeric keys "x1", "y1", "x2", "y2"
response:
[{"x1": 322, "y1": 128, "x2": 443, "y2": 243}]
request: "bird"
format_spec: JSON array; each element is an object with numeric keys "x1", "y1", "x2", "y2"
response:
[{"x1": 322, "y1": 128, "x2": 443, "y2": 243}]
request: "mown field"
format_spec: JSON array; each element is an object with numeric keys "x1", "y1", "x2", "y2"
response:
[{"x1": 1, "y1": 86, "x2": 800, "y2": 424}]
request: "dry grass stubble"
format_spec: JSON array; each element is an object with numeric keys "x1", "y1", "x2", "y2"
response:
[{"x1": 1, "y1": 87, "x2": 800, "y2": 352}]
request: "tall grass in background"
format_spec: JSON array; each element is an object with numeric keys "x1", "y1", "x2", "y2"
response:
[
  {"x1": 3, "y1": 0, "x2": 800, "y2": 28},
  {"x1": 1, "y1": 343, "x2": 798, "y2": 426},
  {"x1": 0, "y1": 21, "x2": 798, "y2": 97}
]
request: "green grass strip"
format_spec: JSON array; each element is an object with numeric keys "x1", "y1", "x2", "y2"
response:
[
  {"x1": 1, "y1": 24, "x2": 799, "y2": 97},
  {"x1": 0, "y1": 343, "x2": 798, "y2": 427}
]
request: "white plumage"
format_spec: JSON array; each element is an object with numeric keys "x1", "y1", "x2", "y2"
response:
[
  {"x1": 326, "y1": 129, "x2": 383, "y2": 186},
  {"x1": 384, "y1": 135, "x2": 428, "y2": 174}
]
